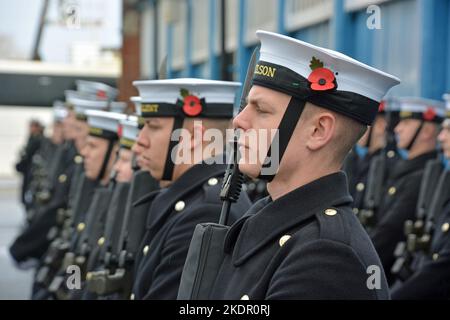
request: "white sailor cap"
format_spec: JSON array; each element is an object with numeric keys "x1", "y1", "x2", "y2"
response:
[
  {"x1": 86, "y1": 110, "x2": 127, "y2": 140},
  {"x1": 397, "y1": 97, "x2": 446, "y2": 123},
  {"x1": 252, "y1": 30, "x2": 401, "y2": 125},
  {"x1": 119, "y1": 115, "x2": 139, "y2": 149},
  {"x1": 53, "y1": 100, "x2": 68, "y2": 122},
  {"x1": 133, "y1": 78, "x2": 241, "y2": 118},
  {"x1": 76, "y1": 80, "x2": 118, "y2": 101},
  {"x1": 65, "y1": 90, "x2": 109, "y2": 121},
  {"x1": 379, "y1": 97, "x2": 401, "y2": 114},
  {"x1": 130, "y1": 96, "x2": 144, "y2": 128},
  {"x1": 443, "y1": 94, "x2": 450, "y2": 119},
  {"x1": 110, "y1": 101, "x2": 128, "y2": 114}
]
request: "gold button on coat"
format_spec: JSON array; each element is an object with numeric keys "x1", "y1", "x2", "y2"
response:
[
  {"x1": 279, "y1": 235, "x2": 291, "y2": 247},
  {"x1": 58, "y1": 174, "x2": 67, "y2": 183},
  {"x1": 324, "y1": 208, "x2": 337, "y2": 216},
  {"x1": 175, "y1": 201, "x2": 185, "y2": 212},
  {"x1": 388, "y1": 187, "x2": 396, "y2": 196},
  {"x1": 97, "y1": 237, "x2": 105, "y2": 246},
  {"x1": 356, "y1": 183, "x2": 365, "y2": 192},
  {"x1": 208, "y1": 178, "x2": 219, "y2": 186},
  {"x1": 77, "y1": 223, "x2": 85, "y2": 232}
]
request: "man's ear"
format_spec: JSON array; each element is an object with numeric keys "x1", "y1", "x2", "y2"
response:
[{"x1": 306, "y1": 112, "x2": 336, "y2": 151}]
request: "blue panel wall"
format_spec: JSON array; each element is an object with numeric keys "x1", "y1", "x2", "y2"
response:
[{"x1": 154, "y1": 0, "x2": 450, "y2": 99}]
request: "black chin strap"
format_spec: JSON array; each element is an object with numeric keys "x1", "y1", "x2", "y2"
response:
[
  {"x1": 161, "y1": 117, "x2": 185, "y2": 181},
  {"x1": 405, "y1": 121, "x2": 424, "y2": 151},
  {"x1": 97, "y1": 139, "x2": 116, "y2": 182},
  {"x1": 365, "y1": 127, "x2": 373, "y2": 149},
  {"x1": 259, "y1": 97, "x2": 306, "y2": 182},
  {"x1": 131, "y1": 153, "x2": 140, "y2": 172}
]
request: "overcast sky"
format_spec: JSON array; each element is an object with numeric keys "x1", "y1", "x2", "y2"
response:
[{"x1": 0, "y1": 0, "x2": 122, "y2": 63}]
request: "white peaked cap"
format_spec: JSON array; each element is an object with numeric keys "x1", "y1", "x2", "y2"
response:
[
  {"x1": 133, "y1": 78, "x2": 240, "y2": 105},
  {"x1": 256, "y1": 30, "x2": 400, "y2": 102},
  {"x1": 130, "y1": 96, "x2": 142, "y2": 107},
  {"x1": 120, "y1": 115, "x2": 139, "y2": 142},
  {"x1": 53, "y1": 100, "x2": 68, "y2": 121},
  {"x1": 397, "y1": 97, "x2": 446, "y2": 118},
  {"x1": 76, "y1": 80, "x2": 118, "y2": 101},
  {"x1": 86, "y1": 110, "x2": 127, "y2": 134},
  {"x1": 110, "y1": 101, "x2": 128, "y2": 113},
  {"x1": 443, "y1": 94, "x2": 450, "y2": 117},
  {"x1": 65, "y1": 90, "x2": 109, "y2": 117},
  {"x1": 380, "y1": 97, "x2": 400, "y2": 112}
]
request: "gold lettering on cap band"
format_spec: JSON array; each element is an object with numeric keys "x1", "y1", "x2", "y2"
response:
[
  {"x1": 254, "y1": 64, "x2": 277, "y2": 78},
  {"x1": 89, "y1": 127, "x2": 103, "y2": 136},
  {"x1": 76, "y1": 113, "x2": 87, "y2": 121},
  {"x1": 400, "y1": 111, "x2": 413, "y2": 118},
  {"x1": 141, "y1": 104, "x2": 159, "y2": 113},
  {"x1": 120, "y1": 137, "x2": 135, "y2": 148}
]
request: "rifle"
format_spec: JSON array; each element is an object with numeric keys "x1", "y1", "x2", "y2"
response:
[
  {"x1": 358, "y1": 104, "x2": 399, "y2": 229},
  {"x1": 47, "y1": 184, "x2": 114, "y2": 299},
  {"x1": 391, "y1": 164, "x2": 450, "y2": 281},
  {"x1": 85, "y1": 171, "x2": 158, "y2": 297},
  {"x1": 34, "y1": 171, "x2": 96, "y2": 287},
  {"x1": 84, "y1": 182, "x2": 131, "y2": 294}
]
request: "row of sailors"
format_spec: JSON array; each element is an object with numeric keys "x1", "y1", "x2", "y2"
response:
[
  {"x1": 344, "y1": 96, "x2": 450, "y2": 298},
  {"x1": 8, "y1": 29, "x2": 450, "y2": 299}
]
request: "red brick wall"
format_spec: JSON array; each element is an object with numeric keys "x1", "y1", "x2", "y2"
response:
[{"x1": 118, "y1": 1, "x2": 141, "y2": 113}]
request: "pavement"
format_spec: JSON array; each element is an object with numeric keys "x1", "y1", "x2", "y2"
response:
[{"x1": 0, "y1": 176, "x2": 34, "y2": 299}]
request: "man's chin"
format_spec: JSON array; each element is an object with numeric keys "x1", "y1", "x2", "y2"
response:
[
  {"x1": 149, "y1": 168, "x2": 163, "y2": 181},
  {"x1": 85, "y1": 171, "x2": 96, "y2": 180},
  {"x1": 238, "y1": 163, "x2": 261, "y2": 179}
]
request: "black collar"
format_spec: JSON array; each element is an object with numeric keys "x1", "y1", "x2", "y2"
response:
[
  {"x1": 391, "y1": 151, "x2": 437, "y2": 179},
  {"x1": 224, "y1": 171, "x2": 353, "y2": 266},
  {"x1": 144, "y1": 160, "x2": 226, "y2": 230}
]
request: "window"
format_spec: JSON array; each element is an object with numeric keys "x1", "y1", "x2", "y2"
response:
[
  {"x1": 285, "y1": 0, "x2": 333, "y2": 31},
  {"x1": 245, "y1": 0, "x2": 277, "y2": 45},
  {"x1": 192, "y1": 0, "x2": 209, "y2": 63}
]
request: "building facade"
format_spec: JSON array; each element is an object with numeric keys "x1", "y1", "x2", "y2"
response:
[{"x1": 135, "y1": 0, "x2": 450, "y2": 100}]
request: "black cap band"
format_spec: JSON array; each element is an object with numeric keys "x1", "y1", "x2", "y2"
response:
[
  {"x1": 399, "y1": 111, "x2": 444, "y2": 124},
  {"x1": 120, "y1": 137, "x2": 135, "y2": 149},
  {"x1": 139, "y1": 101, "x2": 234, "y2": 119},
  {"x1": 89, "y1": 127, "x2": 118, "y2": 141},
  {"x1": 252, "y1": 61, "x2": 379, "y2": 126},
  {"x1": 76, "y1": 113, "x2": 87, "y2": 121}
]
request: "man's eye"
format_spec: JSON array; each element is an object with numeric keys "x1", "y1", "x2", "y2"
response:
[
  {"x1": 146, "y1": 123, "x2": 160, "y2": 129},
  {"x1": 255, "y1": 105, "x2": 267, "y2": 114}
]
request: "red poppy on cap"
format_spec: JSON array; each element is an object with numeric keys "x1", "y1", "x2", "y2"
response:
[
  {"x1": 182, "y1": 95, "x2": 202, "y2": 116},
  {"x1": 423, "y1": 107, "x2": 436, "y2": 121},
  {"x1": 308, "y1": 68, "x2": 336, "y2": 91},
  {"x1": 97, "y1": 90, "x2": 107, "y2": 99}
]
